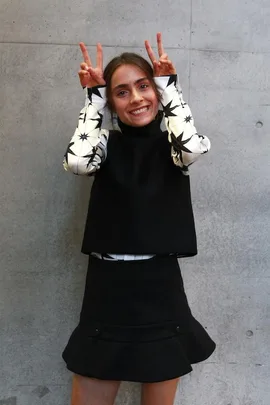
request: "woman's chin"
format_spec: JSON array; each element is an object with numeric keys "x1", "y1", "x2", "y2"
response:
[{"x1": 125, "y1": 112, "x2": 155, "y2": 127}]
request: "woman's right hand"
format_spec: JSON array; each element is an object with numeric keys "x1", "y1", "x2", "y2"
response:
[{"x1": 78, "y1": 42, "x2": 106, "y2": 88}]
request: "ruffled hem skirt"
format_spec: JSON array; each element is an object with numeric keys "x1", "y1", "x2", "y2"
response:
[{"x1": 62, "y1": 255, "x2": 216, "y2": 383}]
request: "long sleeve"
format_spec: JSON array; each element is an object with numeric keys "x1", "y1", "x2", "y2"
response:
[
  {"x1": 154, "y1": 75, "x2": 211, "y2": 175},
  {"x1": 63, "y1": 85, "x2": 109, "y2": 175}
]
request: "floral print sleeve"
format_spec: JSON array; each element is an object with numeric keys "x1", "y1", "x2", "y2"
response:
[
  {"x1": 154, "y1": 75, "x2": 211, "y2": 175},
  {"x1": 63, "y1": 85, "x2": 109, "y2": 175}
]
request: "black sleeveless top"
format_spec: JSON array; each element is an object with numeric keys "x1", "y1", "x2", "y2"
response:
[{"x1": 81, "y1": 115, "x2": 197, "y2": 257}]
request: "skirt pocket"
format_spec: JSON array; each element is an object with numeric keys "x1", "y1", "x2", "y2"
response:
[{"x1": 82, "y1": 320, "x2": 184, "y2": 343}]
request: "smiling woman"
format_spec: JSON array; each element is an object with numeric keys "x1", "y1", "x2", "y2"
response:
[
  {"x1": 110, "y1": 64, "x2": 159, "y2": 127},
  {"x1": 62, "y1": 33, "x2": 215, "y2": 405},
  {"x1": 103, "y1": 51, "x2": 161, "y2": 124}
]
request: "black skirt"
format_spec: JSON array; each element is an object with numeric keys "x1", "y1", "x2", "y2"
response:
[{"x1": 62, "y1": 255, "x2": 216, "y2": 383}]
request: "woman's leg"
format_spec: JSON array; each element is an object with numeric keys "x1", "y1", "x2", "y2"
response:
[
  {"x1": 140, "y1": 378, "x2": 180, "y2": 405},
  {"x1": 71, "y1": 374, "x2": 121, "y2": 405}
]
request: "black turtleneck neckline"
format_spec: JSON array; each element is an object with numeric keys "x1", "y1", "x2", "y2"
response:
[{"x1": 117, "y1": 111, "x2": 164, "y2": 138}]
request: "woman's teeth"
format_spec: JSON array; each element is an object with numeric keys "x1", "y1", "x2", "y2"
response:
[{"x1": 130, "y1": 107, "x2": 149, "y2": 115}]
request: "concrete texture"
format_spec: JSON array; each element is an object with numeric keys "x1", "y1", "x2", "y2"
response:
[{"x1": 0, "y1": 0, "x2": 269, "y2": 403}]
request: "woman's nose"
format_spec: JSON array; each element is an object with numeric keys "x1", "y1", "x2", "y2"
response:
[{"x1": 130, "y1": 89, "x2": 143, "y2": 103}]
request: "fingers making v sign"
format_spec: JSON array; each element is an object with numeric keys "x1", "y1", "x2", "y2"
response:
[
  {"x1": 145, "y1": 32, "x2": 176, "y2": 77},
  {"x1": 78, "y1": 42, "x2": 106, "y2": 88}
]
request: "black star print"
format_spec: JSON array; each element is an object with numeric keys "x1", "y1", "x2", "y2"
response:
[
  {"x1": 64, "y1": 141, "x2": 76, "y2": 164},
  {"x1": 79, "y1": 133, "x2": 88, "y2": 141},
  {"x1": 79, "y1": 111, "x2": 87, "y2": 123},
  {"x1": 87, "y1": 88, "x2": 93, "y2": 103},
  {"x1": 87, "y1": 86, "x2": 105, "y2": 103},
  {"x1": 162, "y1": 100, "x2": 179, "y2": 118},
  {"x1": 83, "y1": 146, "x2": 98, "y2": 168},
  {"x1": 184, "y1": 115, "x2": 192, "y2": 123},
  {"x1": 90, "y1": 111, "x2": 103, "y2": 129},
  {"x1": 92, "y1": 87, "x2": 105, "y2": 99},
  {"x1": 170, "y1": 132, "x2": 193, "y2": 165},
  {"x1": 167, "y1": 75, "x2": 177, "y2": 88}
]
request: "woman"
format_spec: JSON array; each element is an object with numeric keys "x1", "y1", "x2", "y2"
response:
[{"x1": 62, "y1": 32, "x2": 216, "y2": 405}]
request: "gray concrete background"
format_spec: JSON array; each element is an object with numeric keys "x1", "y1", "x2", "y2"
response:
[{"x1": 0, "y1": 0, "x2": 269, "y2": 404}]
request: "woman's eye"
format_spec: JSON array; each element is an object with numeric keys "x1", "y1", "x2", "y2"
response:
[
  {"x1": 140, "y1": 84, "x2": 149, "y2": 89},
  {"x1": 117, "y1": 90, "x2": 127, "y2": 97}
]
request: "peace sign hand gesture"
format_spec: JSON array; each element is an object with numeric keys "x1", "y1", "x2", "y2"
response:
[
  {"x1": 145, "y1": 32, "x2": 176, "y2": 77},
  {"x1": 78, "y1": 42, "x2": 106, "y2": 88}
]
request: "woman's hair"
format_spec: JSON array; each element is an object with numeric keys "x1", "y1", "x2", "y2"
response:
[{"x1": 103, "y1": 52, "x2": 161, "y2": 119}]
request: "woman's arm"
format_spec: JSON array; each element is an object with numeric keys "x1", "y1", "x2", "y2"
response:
[
  {"x1": 154, "y1": 75, "x2": 211, "y2": 174},
  {"x1": 145, "y1": 33, "x2": 210, "y2": 174},
  {"x1": 63, "y1": 85, "x2": 109, "y2": 175},
  {"x1": 63, "y1": 42, "x2": 109, "y2": 175}
]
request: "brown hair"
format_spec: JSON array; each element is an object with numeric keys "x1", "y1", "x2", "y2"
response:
[{"x1": 103, "y1": 52, "x2": 161, "y2": 120}]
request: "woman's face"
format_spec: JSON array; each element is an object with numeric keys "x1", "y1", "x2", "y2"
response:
[{"x1": 110, "y1": 64, "x2": 159, "y2": 127}]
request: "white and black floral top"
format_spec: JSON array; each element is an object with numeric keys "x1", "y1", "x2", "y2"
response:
[{"x1": 64, "y1": 75, "x2": 211, "y2": 261}]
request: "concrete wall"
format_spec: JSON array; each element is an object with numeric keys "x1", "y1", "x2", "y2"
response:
[{"x1": 1, "y1": 0, "x2": 269, "y2": 404}]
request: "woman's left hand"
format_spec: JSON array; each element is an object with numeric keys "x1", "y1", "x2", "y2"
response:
[{"x1": 145, "y1": 32, "x2": 176, "y2": 77}]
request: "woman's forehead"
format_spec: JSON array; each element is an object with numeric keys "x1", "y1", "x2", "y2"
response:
[{"x1": 111, "y1": 64, "x2": 148, "y2": 87}]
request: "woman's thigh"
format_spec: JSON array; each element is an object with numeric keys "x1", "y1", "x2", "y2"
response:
[
  {"x1": 141, "y1": 378, "x2": 180, "y2": 405},
  {"x1": 71, "y1": 374, "x2": 121, "y2": 405}
]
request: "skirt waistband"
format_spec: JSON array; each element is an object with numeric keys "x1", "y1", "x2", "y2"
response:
[{"x1": 91, "y1": 252, "x2": 155, "y2": 261}]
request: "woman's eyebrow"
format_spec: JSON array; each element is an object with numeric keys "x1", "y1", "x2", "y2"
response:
[{"x1": 112, "y1": 77, "x2": 148, "y2": 92}]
